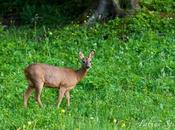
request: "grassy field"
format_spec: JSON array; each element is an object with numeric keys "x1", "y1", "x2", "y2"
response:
[{"x1": 0, "y1": 0, "x2": 175, "y2": 129}]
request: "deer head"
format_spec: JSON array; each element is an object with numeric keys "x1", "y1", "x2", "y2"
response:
[{"x1": 79, "y1": 50, "x2": 95, "y2": 69}]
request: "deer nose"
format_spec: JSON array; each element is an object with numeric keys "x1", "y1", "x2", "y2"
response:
[{"x1": 86, "y1": 65, "x2": 90, "y2": 69}]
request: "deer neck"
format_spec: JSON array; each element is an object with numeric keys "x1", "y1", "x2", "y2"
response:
[{"x1": 76, "y1": 66, "x2": 88, "y2": 82}]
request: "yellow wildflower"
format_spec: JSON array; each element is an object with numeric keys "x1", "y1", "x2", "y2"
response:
[
  {"x1": 113, "y1": 119, "x2": 117, "y2": 123},
  {"x1": 61, "y1": 109, "x2": 65, "y2": 113},
  {"x1": 121, "y1": 122, "x2": 126, "y2": 128},
  {"x1": 28, "y1": 121, "x2": 32, "y2": 125}
]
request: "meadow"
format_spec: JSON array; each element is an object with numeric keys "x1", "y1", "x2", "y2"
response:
[{"x1": 0, "y1": 0, "x2": 175, "y2": 129}]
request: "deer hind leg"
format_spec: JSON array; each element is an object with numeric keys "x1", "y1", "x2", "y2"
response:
[
  {"x1": 24, "y1": 85, "x2": 33, "y2": 108},
  {"x1": 65, "y1": 91, "x2": 70, "y2": 107},
  {"x1": 57, "y1": 87, "x2": 66, "y2": 108},
  {"x1": 34, "y1": 81, "x2": 44, "y2": 107}
]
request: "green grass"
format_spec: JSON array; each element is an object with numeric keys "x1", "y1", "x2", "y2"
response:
[{"x1": 0, "y1": 0, "x2": 175, "y2": 129}]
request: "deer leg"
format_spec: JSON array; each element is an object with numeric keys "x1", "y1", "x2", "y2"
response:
[
  {"x1": 24, "y1": 86, "x2": 33, "y2": 108},
  {"x1": 34, "y1": 82, "x2": 44, "y2": 107},
  {"x1": 65, "y1": 91, "x2": 70, "y2": 107},
  {"x1": 57, "y1": 87, "x2": 66, "y2": 108}
]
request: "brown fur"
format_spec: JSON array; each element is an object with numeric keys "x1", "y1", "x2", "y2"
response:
[{"x1": 23, "y1": 51, "x2": 94, "y2": 108}]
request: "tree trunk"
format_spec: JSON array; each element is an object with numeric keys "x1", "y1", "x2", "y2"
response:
[{"x1": 80, "y1": 0, "x2": 139, "y2": 24}]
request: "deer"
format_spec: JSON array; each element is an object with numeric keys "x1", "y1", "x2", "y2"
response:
[{"x1": 23, "y1": 51, "x2": 95, "y2": 108}]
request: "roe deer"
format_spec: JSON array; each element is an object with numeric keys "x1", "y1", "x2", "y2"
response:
[{"x1": 24, "y1": 51, "x2": 95, "y2": 108}]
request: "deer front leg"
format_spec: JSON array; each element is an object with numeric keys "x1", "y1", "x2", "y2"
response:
[
  {"x1": 57, "y1": 87, "x2": 66, "y2": 108},
  {"x1": 65, "y1": 91, "x2": 70, "y2": 107}
]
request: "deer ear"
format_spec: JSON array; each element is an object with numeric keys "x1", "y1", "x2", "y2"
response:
[
  {"x1": 89, "y1": 50, "x2": 95, "y2": 59},
  {"x1": 79, "y1": 51, "x2": 84, "y2": 59}
]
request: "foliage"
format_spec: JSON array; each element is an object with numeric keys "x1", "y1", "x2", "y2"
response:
[
  {"x1": 0, "y1": 0, "x2": 91, "y2": 25},
  {"x1": 0, "y1": 0, "x2": 175, "y2": 129}
]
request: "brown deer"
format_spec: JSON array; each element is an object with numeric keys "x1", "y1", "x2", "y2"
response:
[{"x1": 24, "y1": 51, "x2": 95, "y2": 108}]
